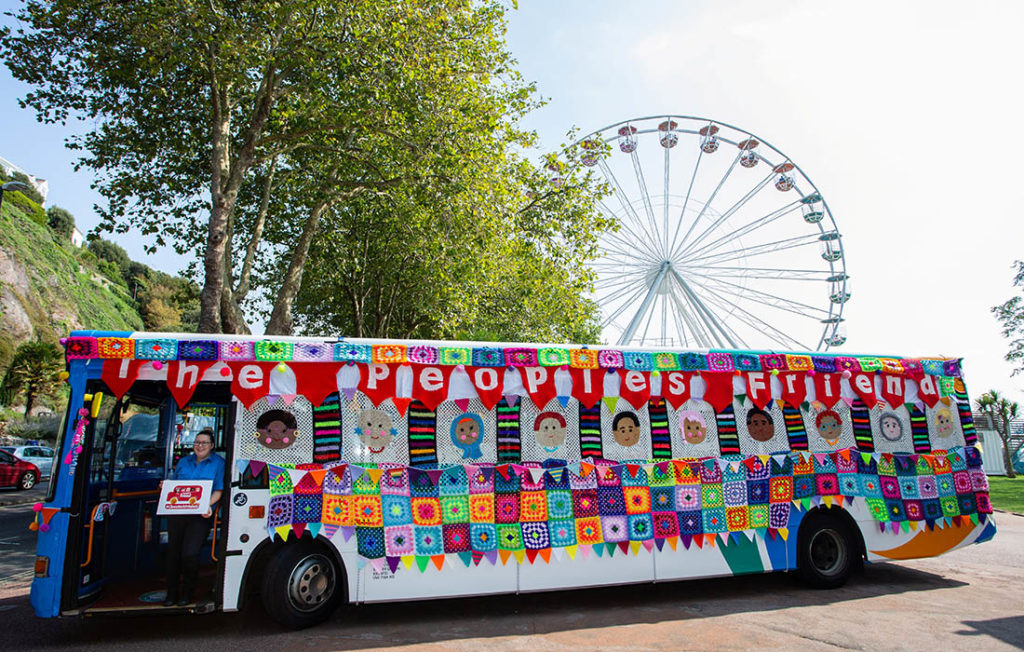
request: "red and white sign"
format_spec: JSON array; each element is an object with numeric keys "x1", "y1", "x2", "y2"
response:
[{"x1": 156, "y1": 480, "x2": 213, "y2": 515}]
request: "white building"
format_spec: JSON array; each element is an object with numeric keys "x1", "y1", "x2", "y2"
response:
[{"x1": 0, "y1": 155, "x2": 49, "y2": 205}]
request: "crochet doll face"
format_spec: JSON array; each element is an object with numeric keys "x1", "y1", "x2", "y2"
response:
[
  {"x1": 679, "y1": 412, "x2": 707, "y2": 445},
  {"x1": 880, "y1": 413, "x2": 903, "y2": 441},
  {"x1": 256, "y1": 409, "x2": 298, "y2": 450},
  {"x1": 935, "y1": 407, "x2": 955, "y2": 438},
  {"x1": 613, "y1": 412, "x2": 641, "y2": 447},
  {"x1": 747, "y1": 408, "x2": 774, "y2": 442},
  {"x1": 357, "y1": 408, "x2": 395, "y2": 454},
  {"x1": 534, "y1": 412, "x2": 567, "y2": 451},
  {"x1": 454, "y1": 417, "x2": 481, "y2": 447}
]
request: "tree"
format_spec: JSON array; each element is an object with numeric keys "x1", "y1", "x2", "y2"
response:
[
  {"x1": 10, "y1": 171, "x2": 44, "y2": 205},
  {"x1": 4, "y1": 0, "x2": 558, "y2": 337},
  {"x1": 976, "y1": 390, "x2": 1022, "y2": 478},
  {"x1": 47, "y1": 205, "x2": 75, "y2": 240},
  {"x1": 993, "y1": 260, "x2": 1024, "y2": 377},
  {"x1": 0, "y1": 340, "x2": 64, "y2": 417}
]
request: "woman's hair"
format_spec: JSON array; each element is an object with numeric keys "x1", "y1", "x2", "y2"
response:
[
  {"x1": 256, "y1": 409, "x2": 297, "y2": 430},
  {"x1": 195, "y1": 427, "x2": 215, "y2": 442},
  {"x1": 815, "y1": 409, "x2": 840, "y2": 428},
  {"x1": 677, "y1": 410, "x2": 705, "y2": 427},
  {"x1": 534, "y1": 411, "x2": 566, "y2": 430}
]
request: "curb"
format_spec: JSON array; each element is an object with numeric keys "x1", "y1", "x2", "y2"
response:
[{"x1": 0, "y1": 493, "x2": 42, "y2": 508}]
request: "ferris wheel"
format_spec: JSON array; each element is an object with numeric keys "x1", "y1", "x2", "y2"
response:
[{"x1": 569, "y1": 115, "x2": 848, "y2": 352}]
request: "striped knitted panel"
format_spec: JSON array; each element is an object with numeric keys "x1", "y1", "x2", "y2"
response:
[
  {"x1": 648, "y1": 397, "x2": 671, "y2": 460},
  {"x1": 782, "y1": 404, "x2": 808, "y2": 451},
  {"x1": 496, "y1": 397, "x2": 521, "y2": 463},
  {"x1": 311, "y1": 393, "x2": 342, "y2": 463},
  {"x1": 407, "y1": 400, "x2": 437, "y2": 467},
  {"x1": 578, "y1": 403, "x2": 602, "y2": 459},
  {"x1": 850, "y1": 398, "x2": 873, "y2": 451},
  {"x1": 716, "y1": 404, "x2": 740, "y2": 455},
  {"x1": 909, "y1": 404, "x2": 931, "y2": 453},
  {"x1": 955, "y1": 386, "x2": 977, "y2": 445}
]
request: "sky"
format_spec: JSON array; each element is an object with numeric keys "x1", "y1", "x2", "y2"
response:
[{"x1": 1, "y1": 0, "x2": 1022, "y2": 403}]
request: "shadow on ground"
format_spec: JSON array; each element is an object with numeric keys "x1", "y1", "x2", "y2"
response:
[{"x1": 0, "y1": 562, "x2": 972, "y2": 650}]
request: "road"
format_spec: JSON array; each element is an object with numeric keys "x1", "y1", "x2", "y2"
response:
[
  {"x1": 0, "y1": 499, "x2": 42, "y2": 590},
  {"x1": 0, "y1": 511, "x2": 1022, "y2": 650}
]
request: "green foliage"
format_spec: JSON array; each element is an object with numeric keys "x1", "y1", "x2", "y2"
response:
[
  {"x1": 986, "y1": 476, "x2": 1024, "y2": 512},
  {"x1": 0, "y1": 340, "x2": 64, "y2": 417},
  {"x1": 976, "y1": 390, "x2": 1022, "y2": 479},
  {"x1": 0, "y1": 197, "x2": 144, "y2": 346},
  {"x1": 993, "y1": 260, "x2": 1024, "y2": 377},
  {"x1": 47, "y1": 205, "x2": 75, "y2": 240},
  {"x1": 4, "y1": 190, "x2": 47, "y2": 226},
  {"x1": 9, "y1": 172, "x2": 44, "y2": 205},
  {"x1": 5, "y1": 414, "x2": 62, "y2": 444}
]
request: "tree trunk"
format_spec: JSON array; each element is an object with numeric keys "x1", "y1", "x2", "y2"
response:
[
  {"x1": 23, "y1": 384, "x2": 35, "y2": 418},
  {"x1": 265, "y1": 200, "x2": 332, "y2": 335},
  {"x1": 1001, "y1": 434, "x2": 1017, "y2": 478}
]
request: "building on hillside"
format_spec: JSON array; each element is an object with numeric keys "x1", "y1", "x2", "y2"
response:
[
  {"x1": 70, "y1": 225, "x2": 84, "y2": 248},
  {"x1": 0, "y1": 155, "x2": 49, "y2": 205}
]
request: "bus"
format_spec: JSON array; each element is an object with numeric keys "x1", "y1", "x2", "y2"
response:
[{"x1": 29, "y1": 331, "x2": 996, "y2": 628}]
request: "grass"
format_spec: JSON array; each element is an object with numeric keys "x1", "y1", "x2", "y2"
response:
[{"x1": 987, "y1": 476, "x2": 1024, "y2": 514}]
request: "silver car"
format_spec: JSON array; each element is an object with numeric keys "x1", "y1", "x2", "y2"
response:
[{"x1": 1, "y1": 446, "x2": 55, "y2": 478}]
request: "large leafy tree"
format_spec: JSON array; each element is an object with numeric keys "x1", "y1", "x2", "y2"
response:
[
  {"x1": 975, "y1": 390, "x2": 1022, "y2": 478},
  {"x1": 5, "y1": 0, "x2": 579, "y2": 337}
]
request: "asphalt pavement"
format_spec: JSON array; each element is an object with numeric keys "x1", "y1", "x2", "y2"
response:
[{"x1": 0, "y1": 509, "x2": 1022, "y2": 650}]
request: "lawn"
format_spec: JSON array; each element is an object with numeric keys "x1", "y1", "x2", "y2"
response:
[{"x1": 987, "y1": 476, "x2": 1024, "y2": 514}]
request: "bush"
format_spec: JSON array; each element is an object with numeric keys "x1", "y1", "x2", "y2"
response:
[
  {"x1": 5, "y1": 414, "x2": 62, "y2": 444},
  {"x1": 10, "y1": 172, "x2": 45, "y2": 205},
  {"x1": 4, "y1": 190, "x2": 47, "y2": 226},
  {"x1": 47, "y1": 206, "x2": 75, "y2": 240}
]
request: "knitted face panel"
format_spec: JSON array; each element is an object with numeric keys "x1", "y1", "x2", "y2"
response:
[{"x1": 238, "y1": 397, "x2": 314, "y2": 466}]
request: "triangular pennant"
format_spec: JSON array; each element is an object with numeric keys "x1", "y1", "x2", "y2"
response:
[
  {"x1": 701, "y1": 372, "x2": 735, "y2": 412},
  {"x1": 580, "y1": 544, "x2": 592, "y2": 559},
  {"x1": 166, "y1": 360, "x2": 219, "y2": 408},
  {"x1": 502, "y1": 394, "x2": 520, "y2": 408},
  {"x1": 101, "y1": 359, "x2": 143, "y2": 400},
  {"x1": 641, "y1": 539, "x2": 654, "y2": 553},
  {"x1": 525, "y1": 549, "x2": 539, "y2": 564},
  {"x1": 416, "y1": 556, "x2": 430, "y2": 573},
  {"x1": 744, "y1": 372, "x2": 772, "y2": 410},
  {"x1": 498, "y1": 549, "x2": 512, "y2": 565},
  {"x1": 565, "y1": 545, "x2": 578, "y2": 560},
  {"x1": 617, "y1": 369, "x2": 651, "y2": 409},
  {"x1": 484, "y1": 550, "x2": 498, "y2": 565},
  {"x1": 430, "y1": 554, "x2": 445, "y2": 570},
  {"x1": 471, "y1": 550, "x2": 485, "y2": 566},
  {"x1": 274, "y1": 525, "x2": 291, "y2": 542},
  {"x1": 629, "y1": 541, "x2": 642, "y2": 555},
  {"x1": 466, "y1": 366, "x2": 505, "y2": 410},
  {"x1": 917, "y1": 375, "x2": 940, "y2": 408},
  {"x1": 850, "y1": 372, "x2": 879, "y2": 408},
  {"x1": 880, "y1": 373, "x2": 906, "y2": 409},
  {"x1": 291, "y1": 522, "x2": 307, "y2": 541},
  {"x1": 512, "y1": 550, "x2": 526, "y2": 564},
  {"x1": 357, "y1": 363, "x2": 396, "y2": 407},
  {"x1": 226, "y1": 361, "x2": 280, "y2": 409},
  {"x1": 602, "y1": 396, "x2": 619, "y2": 412},
  {"x1": 386, "y1": 556, "x2": 402, "y2": 573},
  {"x1": 457, "y1": 551, "x2": 473, "y2": 568},
  {"x1": 518, "y1": 366, "x2": 558, "y2": 410},
  {"x1": 661, "y1": 371, "x2": 693, "y2": 409},
  {"x1": 779, "y1": 371, "x2": 808, "y2": 410},
  {"x1": 392, "y1": 397, "x2": 412, "y2": 417},
  {"x1": 568, "y1": 367, "x2": 604, "y2": 409},
  {"x1": 811, "y1": 372, "x2": 843, "y2": 409},
  {"x1": 412, "y1": 364, "x2": 457, "y2": 411}
]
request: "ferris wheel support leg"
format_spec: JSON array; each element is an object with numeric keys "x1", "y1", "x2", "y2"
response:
[
  {"x1": 670, "y1": 268, "x2": 737, "y2": 349},
  {"x1": 617, "y1": 261, "x2": 670, "y2": 346}
]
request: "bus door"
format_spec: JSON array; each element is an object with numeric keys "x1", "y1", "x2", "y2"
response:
[{"x1": 75, "y1": 380, "x2": 171, "y2": 608}]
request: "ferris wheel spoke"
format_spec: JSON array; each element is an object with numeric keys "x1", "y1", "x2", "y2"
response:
[
  {"x1": 629, "y1": 150, "x2": 663, "y2": 251},
  {"x1": 702, "y1": 291, "x2": 810, "y2": 350},
  {"x1": 694, "y1": 266, "x2": 836, "y2": 281},
  {"x1": 671, "y1": 148, "x2": 745, "y2": 257},
  {"x1": 599, "y1": 221, "x2": 664, "y2": 265},
  {"x1": 668, "y1": 269, "x2": 738, "y2": 348},
  {"x1": 598, "y1": 160, "x2": 662, "y2": 255},
  {"x1": 603, "y1": 282, "x2": 653, "y2": 330},
  {"x1": 665, "y1": 284, "x2": 710, "y2": 348},
  {"x1": 598, "y1": 274, "x2": 648, "y2": 308},
  {"x1": 662, "y1": 148, "x2": 672, "y2": 259},
  {"x1": 667, "y1": 148, "x2": 705, "y2": 257},
  {"x1": 618, "y1": 263, "x2": 671, "y2": 345},
  {"x1": 682, "y1": 200, "x2": 802, "y2": 262},
  {"x1": 682, "y1": 232, "x2": 822, "y2": 268},
  {"x1": 686, "y1": 272, "x2": 831, "y2": 319},
  {"x1": 592, "y1": 272, "x2": 647, "y2": 293},
  {"x1": 692, "y1": 279, "x2": 812, "y2": 350},
  {"x1": 675, "y1": 168, "x2": 774, "y2": 259}
]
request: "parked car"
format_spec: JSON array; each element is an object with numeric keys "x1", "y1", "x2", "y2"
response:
[
  {"x1": 0, "y1": 445, "x2": 55, "y2": 478},
  {"x1": 0, "y1": 449, "x2": 40, "y2": 490}
]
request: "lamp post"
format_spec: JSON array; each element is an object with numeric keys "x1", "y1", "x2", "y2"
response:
[{"x1": 0, "y1": 181, "x2": 30, "y2": 213}]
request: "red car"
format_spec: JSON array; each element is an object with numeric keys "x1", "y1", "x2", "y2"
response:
[{"x1": 0, "y1": 448, "x2": 41, "y2": 490}]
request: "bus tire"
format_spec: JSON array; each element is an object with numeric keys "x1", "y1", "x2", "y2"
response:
[
  {"x1": 18, "y1": 471, "x2": 37, "y2": 491},
  {"x1": 261, "y1": 541, "x2": 343, "y2": 629},
  {"x1": 797, "y1": 511, "x2": 857, "y2": 589}
]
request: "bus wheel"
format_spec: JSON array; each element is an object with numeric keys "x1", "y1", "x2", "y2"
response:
[
  {"x1": 261, "y1": 542, "x2": 342, "y2": 629},
  {"x1": 797, "y1": 512, "x2": 857, "y2": 589},
  {"x1": 18, "y1": 471, "x2": 37, "y2": 490}
]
